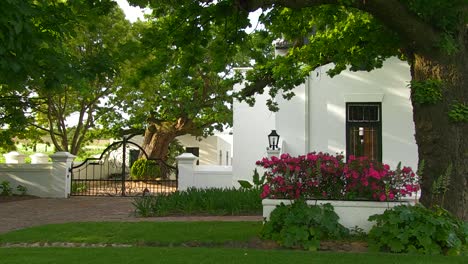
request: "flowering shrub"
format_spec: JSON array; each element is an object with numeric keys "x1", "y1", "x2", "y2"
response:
[{"x1": 257, "y1": 152, "x2": 419, "y2": 201}]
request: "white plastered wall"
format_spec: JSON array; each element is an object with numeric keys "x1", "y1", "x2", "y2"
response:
[
  {"x1": 307, "y1": 57, "x2": 418, "y2": 169},
  {"x1": 232, "y1": 82, "x2": 276, "y2": 183}
]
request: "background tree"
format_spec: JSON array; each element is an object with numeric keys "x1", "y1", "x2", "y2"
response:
[
  {"x1": 129, "y1": 0, "x2": 467, "y2": 219},
  {"x1": 30, "y1": 6, "x2": 131, "y2": 155},
  {"x1": 0, "y1": 0, "x2": 117, "y2": 152}
]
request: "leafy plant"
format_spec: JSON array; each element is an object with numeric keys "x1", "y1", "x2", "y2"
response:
[
  {"x1": 448, "y1": 102, "x2": 468, "y2": 122},
  {"x1": 368, "y1": 205, "x2": 467, "y2": 255},
  {"x1": 0, "y1": 181, "x2": 13, "y2": 196},
  {"x1": 410, "y1": 79, "x2": 443, "y2": 105},
  {"x1": 238, "y1": 169, "x2": 266, "y2": 189},
  {"x1": 431, "y1": 163, "x2": 452, "y2": 207},
  {"x1": 16, "y1": 185, "x2": 27, "y2": 195},
  {"x1": 71, "y1": 182, "x2": 88, "y2": 193},
  {"x1": 260, "y1": 200, "x2": 349, "y2": 251},
  {"x1": 133, "y1": 188, "x2": 262, "y2": 217},
  {"x1": 130, "y1": 159, "x2": 162, "y2": 180}
]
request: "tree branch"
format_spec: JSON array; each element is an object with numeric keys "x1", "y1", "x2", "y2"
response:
[{"x1": 237, "y1": 0, "x2": 442, "y2": 57}]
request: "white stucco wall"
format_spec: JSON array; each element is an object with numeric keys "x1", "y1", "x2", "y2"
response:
[
  {"x1": 132, "y1": 134, "x2": 231, "y2": 166},
  {"x1": 274, "y1": 82, "x2": 308, "y2": 156},
  {"x1": 232, "y1": 82, "x2": 276, "y2": 183},
  {"x1": 307, "y1": 57, "x2": 418, "y2": 169},
  {"x1": 177, "y1": 135, "x2": 218, "y2": 165}
]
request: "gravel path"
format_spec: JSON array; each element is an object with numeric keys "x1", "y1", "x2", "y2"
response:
[{"x1": 0, "y1": 197, "x2": 262, "y2": 234}]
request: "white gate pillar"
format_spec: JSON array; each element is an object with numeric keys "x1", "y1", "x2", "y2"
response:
[
  {"x1": 50, "y1": 152, "x2": 76, "y2": 198},
  {"x1": 176, "y1": 153, "x2": 198, "y2": 191}
]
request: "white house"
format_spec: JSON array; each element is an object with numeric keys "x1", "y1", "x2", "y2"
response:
[
  {"x1": 132, "y1": 134, "x2": 232, "y2": 166},
  {"x1": 232, "y1": 56, "x2": 418, "y2": 184}
]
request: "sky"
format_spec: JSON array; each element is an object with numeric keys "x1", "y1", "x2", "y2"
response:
[
  {"x1": 114, "y1": 0, "x2": 149, "y2": 23},
  {"x1": 114, "y1": 0, "x2": 262, "y2": 31}
]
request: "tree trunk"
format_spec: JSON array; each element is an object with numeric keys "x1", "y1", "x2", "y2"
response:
[
  {"x1": 141, "y1": 123, "x2": 177, "y2": 160},
  {"x1": 411, "y1": 52, "x2": 468, "y2": 220}
]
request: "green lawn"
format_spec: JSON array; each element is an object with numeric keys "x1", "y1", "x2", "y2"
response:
[
  {"x1": 0, "y1": 222, "x2": 261, "y2": 245},
  {"x1": 0, "y1": 222, "x2": 466, "y2": 264},
  {"x1": 0, "y1": 247, "x2": 465, "y2": 264}
]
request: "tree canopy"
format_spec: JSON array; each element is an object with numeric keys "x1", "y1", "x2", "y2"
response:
[{"x1": 0, "y1": 0, "x2": 118, "y2": 151}]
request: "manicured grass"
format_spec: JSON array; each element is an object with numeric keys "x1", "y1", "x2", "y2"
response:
[
  {"x1": 0, "y1": 247, "x2": 465, "y2": 264},
  {"x1": 0, "y1": 222, "x2": 465, "y2": 264},
  {"x1": 0, "y1": 222, "x2": 262, "y2": 245}
]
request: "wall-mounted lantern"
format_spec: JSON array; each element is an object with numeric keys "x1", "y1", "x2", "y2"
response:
[{"x1": 268, "y1": 130, "x2": 280, "y2": 150}]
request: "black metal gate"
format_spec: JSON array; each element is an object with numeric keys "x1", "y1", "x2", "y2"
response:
[{"x1": 70, "y1": 135, "x2": 178, "y2": 196}]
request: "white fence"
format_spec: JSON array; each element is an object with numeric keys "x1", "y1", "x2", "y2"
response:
[
  {"x1": 0, "y1": 152, "x2": 75, "y2": 198},
  {"x1": 1, "y1": 152, "x2": 236, "y2": 198},
  {"x1": 176, "y1": 153, "x2": 235, "y2": 190}
]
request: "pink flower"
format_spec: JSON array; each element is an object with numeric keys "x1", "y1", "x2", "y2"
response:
[
  {"x1": 379, "y1": 194, "x2": 387, "y2": 201},
  {"x1": 261, "y1": 185, "x2": 270, "y2": 199},
  {"x1": 369, "y1": 168, "x2": 380, "y2": 179}
]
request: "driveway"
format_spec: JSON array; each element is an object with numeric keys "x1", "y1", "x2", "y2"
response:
[{"x1": 0, "y1": 197, "x2": 262, "y2": 234}]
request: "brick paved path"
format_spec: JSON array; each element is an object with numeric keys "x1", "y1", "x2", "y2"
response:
[{"x1": 0, "y1": 197, "x2": 262, "y2": 234}]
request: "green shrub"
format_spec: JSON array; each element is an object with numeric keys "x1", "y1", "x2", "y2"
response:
[
  {"x1": 368, "y1": 205, "x2": 467, "y2": 255},
  {"x1": 260, "y1": 200, "x2": 349, "y2": 251},
  {"x1": 71, "y1": 182, "x2": 88, "y2": 193},
  {"x1": 130, "y1": 159, "x2": 162, "y2": 180},
  {"x1": 0, "y1": 181, "x2": 13, "y2": 196},
  {"x1": 133, "y1": 188, "x2": 262, "y2": 217}
]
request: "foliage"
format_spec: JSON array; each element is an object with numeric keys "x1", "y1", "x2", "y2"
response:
[
  {"x1": 261, "y1": 200, "x2": 349, "y2": 251},
  {"x1": 448, "y1": 103, "x2": 468, "y2": 122},
  {"x1": 0, "y1": 0, "x2": 118, "y2": 151},
  {"x1": 257, "y1": 152, "x2": 419, "y2": 201},
  {"x1": 166, "y1": 139, "x2": 186, "y2": 166},
  {"x1": 368, "y1": 205, "x2": 467, "y2": 255},
  {"x1": 102, "y1": 5, "x2": 246, "y2": 159},
  {"x1": 410, "y1": 79, "x2": 443, "y2": 105},
  {"x1": 132, "y1": 188, "x2": 262, "y2": 217},
  {"x1": 431, "y1": 163, "x2": 452, "y2": 207},
  {"x1": 71, "y1": 182, "x2": 88, "y2": 193},
  {"x1": 238, "y1": 169, "x2": 266, "y2": 190},
  {"x1": 0, "y1": 181, "x2": 13, "y2": 196},
  {"x1": 130, "y1": 159, "x2": 161, "y2": 180}
]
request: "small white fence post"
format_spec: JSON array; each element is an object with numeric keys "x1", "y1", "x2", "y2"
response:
[
  {"x1": 50, "y1": 152, "x2": 76, "y2": 198},
  {"x1": 30, "y1": 153, "x2": 49, "y2": 164},
  {"x1": 176, "y1": 153, "x2": 198, "y2": 191},
  {"x1": 4, "y1": 151, "x2": 26, "y2": 164}
]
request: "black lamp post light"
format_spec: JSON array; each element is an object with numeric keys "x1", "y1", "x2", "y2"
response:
[{"x1": 268, "y1": 130, "x2": 280, "y2": 150}]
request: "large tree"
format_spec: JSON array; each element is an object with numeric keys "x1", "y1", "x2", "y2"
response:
[
  {"x1": 106, "y1": 15, "x2": 250, "y2": 160},
  {"x1": 130, "y1": 0, "x2": 467, "y2": 219}
]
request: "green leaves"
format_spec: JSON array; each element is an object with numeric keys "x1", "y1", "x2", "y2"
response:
[
  {"x1": 410, "y1": 79, "x2": 443, "y2": 105},
  {"x1": 368, "y1": 205, "x2": 467, "y2": 255},
  {"x1": 448, "y1": 103, "x2": 468, "y2": 123},
  {"x1": 261, "y1": 200, "x2": 349, "y2": 250}
]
